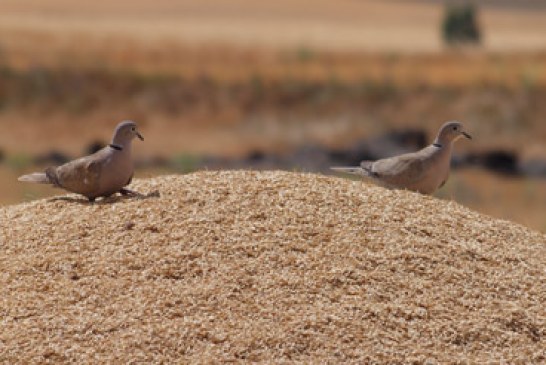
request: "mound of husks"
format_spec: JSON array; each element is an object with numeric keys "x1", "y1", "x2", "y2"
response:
[{"x1": 1, "y1": 171, "x2": 545, "y2": 363}]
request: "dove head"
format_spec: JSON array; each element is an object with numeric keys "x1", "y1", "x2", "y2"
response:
[
  {"x1": 111, "y1": 120, "x2": 144, "y2": 146},
  {"x1": 435, "y1": 121, "x2": 471, "y2": 146}
]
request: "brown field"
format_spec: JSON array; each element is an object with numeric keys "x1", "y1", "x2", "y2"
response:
[
  {"x1": 0, "y1": 0, "x2": 545, "y2": 232},
  {"x1": 1, "y1": 0, "x2": 546, "y2": 52}
]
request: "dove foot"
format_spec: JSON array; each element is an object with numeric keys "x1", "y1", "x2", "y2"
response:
[
  {"x1": 119, "y1": 188, "x2": 160, "y2": 199},
  {"x1": 119, "y1": 188, "x2": 151, "y2": 198},
  {"x1": 119, "y1": 188, "x2": 144, "y2": 197}
]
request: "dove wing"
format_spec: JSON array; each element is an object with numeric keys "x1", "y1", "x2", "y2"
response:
[
  {"x1": 52, "y1": 153, "x2": 105, "y2": 197},
  {"x1": 371, "y1": 152, "x2": 427, "y2": 187}
]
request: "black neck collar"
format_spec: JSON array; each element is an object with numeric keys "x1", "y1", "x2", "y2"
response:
[
  {"x1": 432, "y1": 143, "x2": 442, "y2": 148},
  {"x1": 109, "y1": 144, "x2": 123, "y2": 151}
]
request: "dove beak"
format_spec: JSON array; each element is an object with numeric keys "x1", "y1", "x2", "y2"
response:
[
  {"x1": 462, "y1": 131, "x2": 472, "y2": 140},
  {"x1": 136, "y1": 131, "x2": 144, "y2": 141}
]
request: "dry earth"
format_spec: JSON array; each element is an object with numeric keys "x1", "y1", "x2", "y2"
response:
[
  {"x1": 1, "y1": 171, "x2": 545, "y2": 363},
  {"x1": 1, "y1": 0, "x2": 546, "y2": 52}
]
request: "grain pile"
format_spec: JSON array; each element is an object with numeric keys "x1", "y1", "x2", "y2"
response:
[{"x1": 1, "y1": 171, "x2": 545, "y2": 363}]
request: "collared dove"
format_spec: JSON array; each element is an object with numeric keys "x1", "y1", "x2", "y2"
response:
[
  {"x1": 331, "y1": 121, "x2": 472, "y2": 194},
  {"x1": 18, "y1": 120, "x2": 144, "y2": 202}
]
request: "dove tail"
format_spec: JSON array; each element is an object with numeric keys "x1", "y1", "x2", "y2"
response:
[
  {"x1": 330, "y1": 166, "x2": 368, "y2": 176},
  {"x1": 18, "y1": 172, "x2": 51, "y2": 184}
]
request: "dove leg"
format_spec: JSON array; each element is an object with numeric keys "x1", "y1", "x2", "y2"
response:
[{"x1": 119, "y1": 188, "x2": 142, "y2": 197}]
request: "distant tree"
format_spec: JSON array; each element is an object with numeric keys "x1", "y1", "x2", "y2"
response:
[{"x1": 442, "y1": 3, "x2": 481, "y2": 46}]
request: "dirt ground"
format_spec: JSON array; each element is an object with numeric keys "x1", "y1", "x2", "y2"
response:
[{"x1": 1, "y1": 0, "x2": 546, "y2": 52}]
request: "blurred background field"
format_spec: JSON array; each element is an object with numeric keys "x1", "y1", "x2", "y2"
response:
[{"x1": 0, "y1": 0, "x2": 545, "y2": 231}]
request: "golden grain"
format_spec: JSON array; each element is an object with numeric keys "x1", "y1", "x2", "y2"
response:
[{"x1": 0, "y1": 171, "x2": 545, "y2": 363}]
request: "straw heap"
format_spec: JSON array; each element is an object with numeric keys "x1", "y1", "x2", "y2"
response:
[{"x1": 1, "y1": 171, "x2": 544, "y2": 363}]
